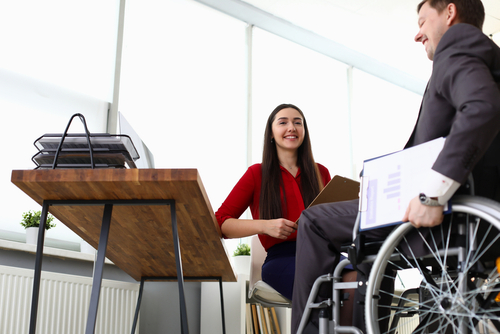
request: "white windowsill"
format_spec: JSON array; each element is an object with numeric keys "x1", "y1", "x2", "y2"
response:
[{"x1": 0, "y1": 239, "x2": 114, "y2": 265}]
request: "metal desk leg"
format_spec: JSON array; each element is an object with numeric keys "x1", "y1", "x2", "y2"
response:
[
  {"x1": 170, "y1": 201, "x2": 189, "y2": 334},
  {"x1": 28, "y1": 201, "x2": 50, "y2": 334},
  {"x1": 85, "y1": 204, "x2": 113, "y2": 334},
  {"x1": 130, "y1": 278, "x2": 145, "y2": 334},
  {"x1": 219, "y1": 278, "x2": 226, "y2": 334}
]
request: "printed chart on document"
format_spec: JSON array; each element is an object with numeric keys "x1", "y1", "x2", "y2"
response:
[{"x1": 359, "y1": 137, "x2": 446, "y2": 231}]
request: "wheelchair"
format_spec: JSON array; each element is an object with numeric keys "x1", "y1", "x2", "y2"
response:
[{"x1": 297, "y1": 194, "x2": 500, "y2": 334}]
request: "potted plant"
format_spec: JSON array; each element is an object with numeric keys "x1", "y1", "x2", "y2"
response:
[
  {"x1": 233, "y1": 243, "x2": 251, "y2": 256},
  {"x1": 21, "y1": 210, "x2": 56, "y2": 244},
  {"x1": 232, "y1": 242, "x2": 251, "y2": 275}
]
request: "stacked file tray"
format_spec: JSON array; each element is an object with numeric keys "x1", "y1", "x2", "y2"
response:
[{"x1": 32, "y1": 133, "x2": 140, "y2": 169}]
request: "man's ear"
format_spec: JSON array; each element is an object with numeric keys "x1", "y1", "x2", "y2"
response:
[{"x1": 446, "y1": 3, "x2": 459, "y2": 26}]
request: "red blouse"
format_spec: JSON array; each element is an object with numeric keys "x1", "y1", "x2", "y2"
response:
[{"x1": 215, "y1": 163, "x2": 331, "y2": 251}]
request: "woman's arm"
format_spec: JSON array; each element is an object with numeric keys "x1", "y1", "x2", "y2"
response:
[
  {"x1": 221, "y1": 217, "x2": 297, "y2": 240},
  {"x1": 216, "y1": 164, "x2": 298, "y2": 239}
]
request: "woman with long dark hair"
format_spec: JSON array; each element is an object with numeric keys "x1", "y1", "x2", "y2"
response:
[{"x1": 215, "y1": 103, "x2": 330, "y2": 300}]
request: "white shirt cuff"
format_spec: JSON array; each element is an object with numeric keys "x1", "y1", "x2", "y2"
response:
[{"x1": 419, "y1": 169, "x2": 461, "y2": 205}]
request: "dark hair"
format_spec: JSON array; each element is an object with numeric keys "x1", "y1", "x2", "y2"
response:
[
  {"x1": 259, "y1": 104, "x2": 324, "y2": 219},
  {"x1": 417, "y1": 0, "x2": 485, "y2": 30}
]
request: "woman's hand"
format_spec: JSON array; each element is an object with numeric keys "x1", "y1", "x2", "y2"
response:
[{"x1": 263, "y1": 218, "x2": 298, "y2": 239}]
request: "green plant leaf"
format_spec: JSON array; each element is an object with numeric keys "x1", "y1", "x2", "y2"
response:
[
  {"x1": 233, "y1": 243, "x2": 250, "y2": 256},
  {"x1": 20, "y1": 210, "x2": 56, "y2": 230}
]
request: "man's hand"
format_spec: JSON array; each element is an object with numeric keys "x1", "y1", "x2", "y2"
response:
[{"x1": 402, "y1": 196, "x2": 444, "y2": 228}]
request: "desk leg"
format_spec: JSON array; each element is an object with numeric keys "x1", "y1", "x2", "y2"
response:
[
  {"x1": 85, "y1": 204, "x2": 113, "y2": 334},
  {"x1": 28, "y1": 201, "x2": 50, "y2": 334},
  {"x1": 130, "y1": 278, "x2": 145, "y2": 334},
  {"x1": 219, "y1": 278, "x2": 226, "y2": 334},
  {"x1": 170, "y1": 202, "x2": 189, "y2": 334}
]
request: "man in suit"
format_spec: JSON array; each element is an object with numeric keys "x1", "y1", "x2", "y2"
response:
[{"x1": 292, "y1": 0, "x2": 500, "y2": 333}]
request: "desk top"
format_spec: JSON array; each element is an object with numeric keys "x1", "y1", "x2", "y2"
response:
[{"x1": 11, "y1": 169, "x2": 236, "y2": 282}]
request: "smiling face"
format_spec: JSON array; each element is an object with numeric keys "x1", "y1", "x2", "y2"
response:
[
  {"x1": 414, "y1": 1, "x2": 451, "y2": 60},
  {"x1": 271, "y1": 107, "x2": 305, "y2": 153}
]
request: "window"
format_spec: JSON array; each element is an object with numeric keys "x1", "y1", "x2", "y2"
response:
[
  {"x1": 252, "y1": 28, "x2": 352, "y2": 178},
  {"x1": 0, "y1": 1, "x2": 119, "y2": 241},
  {"x1": 118, "y1": 0, "x2": 247, "y2": 213},
  {"x1": 350, "y1": 68, "x2": 422, "y2": 176}
]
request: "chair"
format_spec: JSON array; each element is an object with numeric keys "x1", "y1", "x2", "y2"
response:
[{"x1": 248, "y1": 235, "x2": 292, "y2": 307}]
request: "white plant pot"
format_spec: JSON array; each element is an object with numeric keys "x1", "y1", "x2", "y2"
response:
[
  {"x1": 232, "y1": 255, "x2": 251, "y2": 276},
  {"x1": 26, "y1": 227, "x2": 39, "y2": 245},
  {"x1": 80, "y1": 240, "x2": 96, "y2": 255}
]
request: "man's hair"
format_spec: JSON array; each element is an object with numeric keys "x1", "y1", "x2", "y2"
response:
[{"x1": 417, "y1": 0, "x2": 485, "y2": 30}]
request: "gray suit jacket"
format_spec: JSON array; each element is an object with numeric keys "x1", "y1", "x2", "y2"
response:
[{"x1": 405, "y1": 23, "x2": 500, "y2": 199}]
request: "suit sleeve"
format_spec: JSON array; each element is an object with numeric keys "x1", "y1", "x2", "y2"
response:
[{"x1": 432, "y1": 24, "x2": 500, "y2": 184}]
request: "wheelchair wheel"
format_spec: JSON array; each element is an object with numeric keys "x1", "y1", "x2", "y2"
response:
[{"x1": 365, "y1": 195, "x2": 500, "y2": 334}]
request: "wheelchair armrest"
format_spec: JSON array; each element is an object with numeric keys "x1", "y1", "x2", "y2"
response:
[
  {"x1": 346, "y1": 234, "x2": 365, "y2": 268},
  {"x1": 344, "y1": 234, "x2": 384, "y2": 270}
]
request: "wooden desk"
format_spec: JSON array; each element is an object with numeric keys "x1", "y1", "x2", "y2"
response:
[{"x1": 11, "y1": 169, "x2": 236, "y2": 334}]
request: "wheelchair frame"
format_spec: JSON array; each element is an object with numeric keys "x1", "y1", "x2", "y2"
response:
[{"x1": 297, "y1": 195, "x2": 500, "y2": 334}]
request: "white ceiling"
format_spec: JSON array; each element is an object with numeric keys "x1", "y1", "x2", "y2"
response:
[{"x1": 240, "y1": 0, "x2": 500, "y2": 88}]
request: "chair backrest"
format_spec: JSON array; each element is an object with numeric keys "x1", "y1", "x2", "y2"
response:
[
  {"x1": 248, "y1": 235, "x2": 291, "y2": 307},
  {"x1": 249, "y1": 235, "x2": 266, "y2": 288}
]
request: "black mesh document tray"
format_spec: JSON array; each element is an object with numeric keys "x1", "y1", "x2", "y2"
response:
[{"x1": 32, "y1": 133, "x2": 140, "y2": 169}]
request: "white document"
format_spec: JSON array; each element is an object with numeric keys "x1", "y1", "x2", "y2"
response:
[{"x1": 359, "y1": 137, "x2": 446, "y2": 231}]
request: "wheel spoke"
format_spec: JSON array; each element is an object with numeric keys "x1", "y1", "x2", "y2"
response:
[{"x1": 365, "y1": 196, "x2": 500, "y2": 334}]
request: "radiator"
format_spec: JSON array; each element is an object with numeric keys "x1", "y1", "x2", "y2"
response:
[{"x1": 0, "y1": 265, "x2": 140, "y2": 334}]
